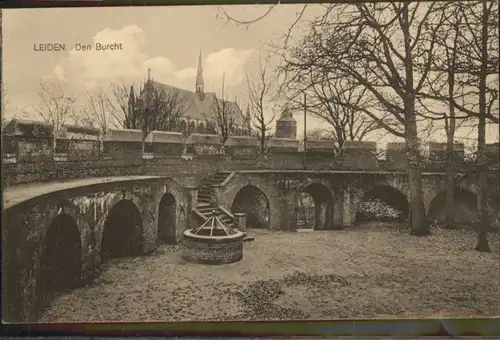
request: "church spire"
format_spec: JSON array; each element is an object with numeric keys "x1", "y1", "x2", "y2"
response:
[{"x1": 196, "y1": 50, "x2": 204, "y2": 99}]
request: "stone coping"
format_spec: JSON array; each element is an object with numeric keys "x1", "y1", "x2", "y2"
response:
[
  {"x1": 186, "y1": 133, "x2": 222, "y2": 145},
  {"x1": 343, "y1": 141, "x2": 377, "y2": 150},
  {"x1": 103, "y1": 129, "x2": 143, "y2": 142},
  {"x1": 144, "y1": 131, "x2": 184, "y2": 144},
  {"x1": 3, "y1": 175, "x2": 167, "y2": 210},
  {"x1": 225, "y1": 136, "x2": 259, "y2": 147},
  {"x1": 268, "y1": 138, "x2": 300, "y2": 148},
  {"x1": 183, "y1": 229, "x2": 244, "y2": 240},
  {"x1": 307, "y1": 140, "x2": 336, "y2": 149}
]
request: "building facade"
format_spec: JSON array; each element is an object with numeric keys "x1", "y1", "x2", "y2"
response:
[{"x1": 139, "y1": 52, "x2": 251, "y2": 136}]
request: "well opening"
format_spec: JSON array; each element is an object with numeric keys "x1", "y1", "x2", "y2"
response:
[{"x1": 182, "y1": 211, "x2": 245, "y2": 265}]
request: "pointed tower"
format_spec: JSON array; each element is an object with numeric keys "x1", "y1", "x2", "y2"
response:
[{"x1": 196, "y1": 50, "x2": 204, "y2": 100}]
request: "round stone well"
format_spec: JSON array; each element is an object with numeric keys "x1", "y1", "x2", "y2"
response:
[{"x1": 182, "y1": 211, "x2": 245, "y2": 264}]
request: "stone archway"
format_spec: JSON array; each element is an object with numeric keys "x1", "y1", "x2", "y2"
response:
[
  {"x1": 356, "y1": 185, "x2": 409, "y2": 223},
  {"x1": 101, "y1": 199, "x2": 144, "y2": 262},
  {"x1": 231, "y1": 185, "x2": 271, "y2": 229},
  {"x1": 158, "y1": 193, "x2": 177, "y2": 244},
  {"x1": 428, "y1": 188, "x2": 478, "y2": 226},
  {"x1": 36, "y1": 213, "x2": 82, "y2": 313},
  {"x1": 297, "y1": 182, "x2": 334, "y2": 230}
]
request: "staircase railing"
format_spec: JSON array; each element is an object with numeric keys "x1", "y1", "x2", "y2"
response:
[
  {"x1": 220, "y1": 171, "x2": 236, "y2": 187},
  {"x1": 218, "y1": 205, "x2": 234, "y2": 219},
  {"x1": 194, "y1": 171, "x2": 238, "y2": 225}
]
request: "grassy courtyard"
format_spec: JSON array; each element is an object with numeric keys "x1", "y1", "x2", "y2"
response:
[{"x1": 39, "y1": 223, "x2": 500, "y2": 322}]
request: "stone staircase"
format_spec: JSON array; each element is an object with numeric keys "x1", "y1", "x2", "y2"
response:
[{"x1": 195, "y1": 171, "x2": 236, "y2": 228}]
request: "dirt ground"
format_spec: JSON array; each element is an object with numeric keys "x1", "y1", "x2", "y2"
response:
[{"x1": 39, "y1": 223, "x2": 500, "y2": 322}]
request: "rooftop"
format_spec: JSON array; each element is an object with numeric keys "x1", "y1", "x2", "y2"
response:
[{"x1": 141, "y1": 81, "x2": 245, "y2": 125}]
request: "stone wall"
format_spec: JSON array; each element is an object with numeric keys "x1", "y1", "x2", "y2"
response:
[
  {"x1": 386, "y1": 142, "x2": 407, "y2": 169},
  {"x1": 145, "y1": 131, "x2": 185, "y2": 157},
  {"x1": 224, "y1": 136, "x2": 260, "y2": 158},
  {"x1": 185, "y1": 133, "x2": 222, "y2": 156},
  {"x1": 7, "y1": 136, "x2": 54, "y2": 162},
  {"x1": 307, "y1": 140, "x2": 336, "y2": 155},
  {"x1": 268, "y1": 138, "x2": 300, "y2": 153},
  {"x1": 55, "y1": 139, "x2": 101, "y2": 160},
  {"x1": 103, "y1": 129, "x2": 143, "y2": 159},
  {"x1": 429, "y1": 142, "x2": 465, "y2": 164},
  {"x1": 340, "y1": 141, "x2": 377, "y2": 169},
  {"x1": 485, "y1": 143, "x2": 499, "y2": 164},
  {"x1": 3, "y1": 134, "x2": 499, "y2": 187},
  {"x1": 56, "y1": 125, "x2": 101, "y2": 141},
  {"x1": 2, "y1": 177, "x2": 185, "y2": 322}
]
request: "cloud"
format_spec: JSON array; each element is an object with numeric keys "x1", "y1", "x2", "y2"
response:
[
  {"x1": 55, "y1": 25, "x2": 175, "y2": 89},
  {"x1": 174, "y1": 67, "x2": 197, "y2": 80},
  {"x1": 204, "y1": 48, "x2": 255, "y2": 90},
  {"x1": 53, "y1": 26, "x2": 255, "y2": 95}
]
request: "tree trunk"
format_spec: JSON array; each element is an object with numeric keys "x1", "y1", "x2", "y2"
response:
[
  {"x1": 445, "y1": 68, "x2": 457, "y2": 229},
  {"x1": 402, "y1": 3, "x2": 429, "y2": 236},
  {"x1": 475, "y1": 0, "x2": 491, "y2": 252},
  {"x1": 444, "y1": 147, "x2": 456, "y2": 229},
  {"x1": 407, "y1": 127, "x2": 429, "y2": 236},
  {"x1": 260, "y1": 127, "x2": 265, "y2": 154}
]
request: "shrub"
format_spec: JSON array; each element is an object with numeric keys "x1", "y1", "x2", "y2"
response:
[{"x1": 358, "y1": 199, "x2": 403, "y2": 220}]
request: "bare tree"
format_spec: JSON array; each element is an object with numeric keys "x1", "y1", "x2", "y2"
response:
[
  {"x1": 415, "y1": 4, "x2": 468, "y2": 230},
  {"x1": 109, "y1": 81, "x2": 144, "y2": 130},
  {"x1": 434, "y1": 2, "x2": 499, "y2": 124},
  {"x1": 307, "y1": 128, "x2": 335, "y2": 140},
  {"x1": 282, "y1": 65, "x2": 386, "y2": 154},
  {"x1": 76, "y1": 87, "x2": 116, "y2": 134},
  {"x1": 456, "y1": 0, "x2": 498, "y2": 252},
  {"x1": 110, "y1": 80, "x2": 191, "y2": 150},
  {"x1": 246, "y1": 54, "x2": 278, "y2": 154},
  {"x1": 280, "y1": 3, "x2": 450, "y2": 235},
  {"x1": 204, "y1": 73, "x2": 239, "y2": 145},
  {"x1": 418, "y1": 1, "x2": 498, "y2": 250},
  {"x1": 31, "y1": 79, "x2": 76, "y2": 133},
  {"x1": 140, "y1": 81, "x2": 190, "y2": 134}
]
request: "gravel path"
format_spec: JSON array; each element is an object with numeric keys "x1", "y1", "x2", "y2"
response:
[{"x1": 39, "y1": 224, "x2": 500, "y2": 322}]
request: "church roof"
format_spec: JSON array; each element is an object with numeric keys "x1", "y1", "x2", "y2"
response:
[{"x1": 144, "y1": 81, "x2": 245, "y2": 125}]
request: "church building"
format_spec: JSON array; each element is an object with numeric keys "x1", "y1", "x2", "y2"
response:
[{"x1": 139, "y1": 51, "x2": 251, "y2": 136}]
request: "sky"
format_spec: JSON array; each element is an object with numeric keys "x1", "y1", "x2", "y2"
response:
[
  {"x1": 2, "y1": 5, "x2": 323, "y2": 126},
  {"x1": 1, "y1": 5, "x2": 498, "y2": 148}
]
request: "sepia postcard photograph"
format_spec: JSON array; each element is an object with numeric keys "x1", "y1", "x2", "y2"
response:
[{"x1": 1, "y1": 2, "x2": 499, "y2": 325}]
